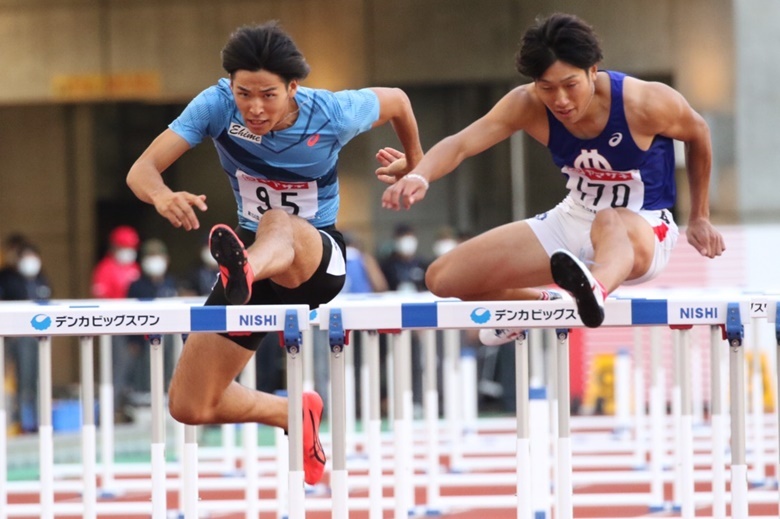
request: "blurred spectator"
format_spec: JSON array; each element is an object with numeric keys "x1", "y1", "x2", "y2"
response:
[
  {"x1": 0, "y1": 238, "x2": 52, "y2": 432},
  {"x1": 91, "y1": 225, "x2": 141, "y2": 299},
  {"x1": 314, "y1": 231, "x2": 388, "y2": 417},
  {"x1": 380, "y1": 223, "x2": 428, "y2": 293},
  {"x1": 90, "y1": 225, "x2": 141, "y2": 422},
  {"x1": 343, "y1": 231, "x2": 388, "y2": 294},
  {"x1": 180, "y1": 234, "x2": 220, "y2": 297},
  {"x1": 1, "y1": 233, "x2": 30, "y2": 268},
  {"x1": 122, "y1": 239, "x2": 179, "y2": 414},
  {"x1": 431, "y1": 226, "x2": 460, "y2": 260},
  {"x1": 379, "y1": 223, "x2": 428, "y2": 415},
  {"x1": 128, "y1": 239, "x2": 178, "y2": 300}
]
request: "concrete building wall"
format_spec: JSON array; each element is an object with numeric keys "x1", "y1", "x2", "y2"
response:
[{"x1": 0, "y1": 0, "x2": 769, "y2": 383}]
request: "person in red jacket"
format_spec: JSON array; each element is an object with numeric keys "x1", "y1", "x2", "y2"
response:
[
  {"x1": 90, "y1": 225, "x2": 142, "y2": 421},
  {"x1": 91, "y1": 225, "x2": 141, "y2": 299}
]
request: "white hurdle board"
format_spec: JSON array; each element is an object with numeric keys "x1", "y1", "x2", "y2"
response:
[
  {"x1": 317, "y1": 289, "x2": 776, "y2": 519},
  {"x1": 0, "y1": 299, "x2": 309, "y2": 519}
]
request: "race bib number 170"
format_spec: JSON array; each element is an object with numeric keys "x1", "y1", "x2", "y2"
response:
[
  {"x1": 563, "y1": 165, "x2": 644, "y2": 212},
  {"x1": 237, "y1": 170, "x2": 318, "y2": 222}
]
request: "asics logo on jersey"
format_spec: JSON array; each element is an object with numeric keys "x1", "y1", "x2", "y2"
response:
[
  {"x1": 307, "y1": 134, "x2": 320, "y2": 147},
  {"x1": 229, "y1": 123, "x2": 262, "y2": 143},
  {"x1": 608, "y1": 132, "x2": 623, "y2": 147}
]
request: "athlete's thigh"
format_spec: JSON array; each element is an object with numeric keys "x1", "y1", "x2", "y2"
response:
[
  {"x1": 614, "y1": 208, "x2": 658, "y2": 279},
  {"x1": 434, "y1": 220, "x2": 552, "y2": 296},
  {"x1": 170, "y1": 332, "x2": 255, "y2": 400},
  {"x1": 273, "y1": 215, "x2": 324, "y2": 288}
]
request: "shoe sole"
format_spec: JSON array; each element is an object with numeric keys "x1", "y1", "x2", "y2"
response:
[
  {"x1": 209, "y1": 225, "x2": 251, "y2": 305},
  {"x1": 550, "y1": 251, "x2": 604, "y2": 328}
]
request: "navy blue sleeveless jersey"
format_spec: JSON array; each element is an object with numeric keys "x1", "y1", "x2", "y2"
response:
[
  {"x1": 170, "y1": 79, "x2": 380, "y2": 231},
  {"x1": 546, "y1": 71, "x2": 676, "y2": 212}
]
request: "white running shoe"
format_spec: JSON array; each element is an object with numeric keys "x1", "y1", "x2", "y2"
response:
[
  {"x1": 479, "y1": 327, "x2": 526, "y2": 346},
  {"x1": 549, "y1": 249, "x2": 606, "y2": 328}
]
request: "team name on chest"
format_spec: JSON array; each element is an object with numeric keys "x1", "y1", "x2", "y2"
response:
[{"x1": 229, "y1": 123, "x2": 262, "y2": 143}]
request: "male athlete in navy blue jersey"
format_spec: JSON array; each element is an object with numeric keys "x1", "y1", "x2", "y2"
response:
[
  {"x1": 376, "y1": 13, "x2": 725, "y2": 340},
  {"x1": 127, "y1": 21, "x2": 423, "y2": 485}
]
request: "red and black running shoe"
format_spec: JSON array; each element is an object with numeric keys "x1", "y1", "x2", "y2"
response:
[
  {"x1": 302, "y1": 391, "x2": 326, "y2": 485},
  {"x1": 209, "y1": 224, "x2": 255, "y2": 305}
]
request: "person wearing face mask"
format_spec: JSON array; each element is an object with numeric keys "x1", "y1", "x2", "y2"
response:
[
  {"x1": 378, "y1": 223, "x2": 429, "y2": 416},
  {"x1": 0, "y1": 239, "x2": 52, "y2": 432},
  {"x1": 90, "y1": 225, "x2": 143, "y2": 422},
  {"x1": 431, "y1": 226, "x2": 460, "y2": 260},
  {"x1": 91, "y1": 225, "x2": 141, "y2": 300},
  {"x1": 379, "y1": 223, "x2": 428, "y2": 293},
  {"x1": 121, "y1": 239, "x2": 180, "y2": 417},
  {"x1": 180, "y1": 234, "x2": 221, "y2": 297}
]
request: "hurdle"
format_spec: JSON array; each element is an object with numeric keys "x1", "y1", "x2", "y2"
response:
[
  {"x1": 0, "y1": 299, "x2": 309, "y2": 519},
  {"x1": 315, "y1": 290, "x2": 780, "y2": 519},
  {"x1": 2, "y1": 292, "x2": 779, "y2": 519}
]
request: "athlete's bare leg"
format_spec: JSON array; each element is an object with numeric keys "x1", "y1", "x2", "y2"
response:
[
  {"x1": 426, "y1": 220, "x2": 553, "y2": 301},
  {"x1": 170, "y1": 209, "x2": 326, "y2": 426},
  {"x1": 168, "y1": 332, "x2": 288, "y2": 426},
  {"x1": 245, "y1": 208, "x2": 323, "y2": 289},
  {"x1": 589, "y1": 208, "x2": 655, "y2": 292}
]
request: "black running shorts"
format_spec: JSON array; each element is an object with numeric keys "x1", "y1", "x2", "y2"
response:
[{"x1": 204, "y1": 225, "x2": 346, "y2": 351}]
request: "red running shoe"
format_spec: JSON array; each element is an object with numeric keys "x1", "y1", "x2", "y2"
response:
[
  {"x1": 302, "y1": 391, "x2": 326, "y2": 485},
  {"x1": 209, "y1": 224, "x2": 255, "y2": 305}
]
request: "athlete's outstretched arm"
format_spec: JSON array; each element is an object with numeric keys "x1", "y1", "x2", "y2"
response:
[
  {"x1": 370, "y1": 87, "x2": 424, "y2": 173},
  {"x1": 127, "y1": 129, "x2": 208, "y2": 231},
  {"x1": 638, "y1": 82, "x2": 725, "y2": 259},
  {"x1": 381, "y1": 87, "x2": 533, "y2": 210}
]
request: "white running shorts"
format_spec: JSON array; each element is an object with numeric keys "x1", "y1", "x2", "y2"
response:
[{"x1": 526, "y1": 196, "x2": 679, "y2": 285}]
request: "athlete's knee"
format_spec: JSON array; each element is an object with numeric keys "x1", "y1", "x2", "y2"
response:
[
  {"x1": 592, "y1": 207, "x2": 622, "y2": 227},
  {"x1": 591, "y1": 208, "x2": 629, "y2": 239},
  {"x1": 168, "y1": 381, "x2": 214, "y2": 425},
  {"x1": 425, "y1": 257, "x2": 455, "y2": 297}
]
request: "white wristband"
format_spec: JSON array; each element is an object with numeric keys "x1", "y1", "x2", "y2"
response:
[{"x1": 404, "y1": 173, "x2": 429, "y2": 190}]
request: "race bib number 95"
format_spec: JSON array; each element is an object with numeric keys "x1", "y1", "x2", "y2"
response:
[
  {"x1": 237, "y1": 170, "x2": 318, "y2": 222},
  {"x1": 563, "y1": 165, "x2": 644, "y2": 212}
]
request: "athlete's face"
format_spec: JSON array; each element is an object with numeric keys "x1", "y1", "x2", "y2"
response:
[
  {"x1": 231, "y1": 69, "x2": 298, "y2": 135},
  {"x1": 535, "y1": 61, "x2": 598, "y2": 124}
]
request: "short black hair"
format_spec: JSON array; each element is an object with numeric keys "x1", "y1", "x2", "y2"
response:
[
  {"x1": 515, "y1": 13, "x2": 603, "y2": 79},
  {"x1": 221, "y1": 21, "x2": 311, "y2": 81}
]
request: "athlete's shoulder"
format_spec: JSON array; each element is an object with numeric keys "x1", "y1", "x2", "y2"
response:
[
  {"x1": 191, "y1": 78, "x2": 235, "y2": 108},
  {"x1": 490, "y1": 83, "x2": 545, "y2": 129},
  {"x1": 303, "y1": 86, "x2": 377, "y2": 112}
]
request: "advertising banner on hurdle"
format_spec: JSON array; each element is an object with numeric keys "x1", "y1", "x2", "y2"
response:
[{"x1": 0, "y1": 301, "x2": 309, "y2": 336}]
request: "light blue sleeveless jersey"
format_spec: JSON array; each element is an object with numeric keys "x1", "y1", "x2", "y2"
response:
[{"x1": 170, "y1": 79, "x2": 380, "y2": 231}]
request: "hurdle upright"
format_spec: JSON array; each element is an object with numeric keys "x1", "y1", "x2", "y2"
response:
[
  {"x1": 317, "y1": 290, "x2": 764, "y2": 519},
  {"x1": 0, "y1": 299, "x2": 309, "y2": 519}
]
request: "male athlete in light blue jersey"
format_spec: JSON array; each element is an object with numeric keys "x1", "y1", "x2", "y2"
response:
[
  {"x1": 377, "y1": 13, "x2": 725, "y2": 337},
  {"x1": 127, "y1": 21, "x2": 423, "y2": 486},
  {"x1": 170, "y1": 79, "x2": 378, "y2": 231}
]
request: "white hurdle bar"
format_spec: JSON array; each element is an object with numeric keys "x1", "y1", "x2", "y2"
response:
[
  {"x1": 316, "y1": 290, "x2": 778, "y2": 519},
  {"x1": 0, "y1": 300, "x2": 309, "y2": 519}
]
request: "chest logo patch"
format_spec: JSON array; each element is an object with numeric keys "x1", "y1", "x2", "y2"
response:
[
  {"x1": 229, "y1": 123, "x2": 262, "y2": 144},
  {"x1": 307, "y1": 134, "x2": 321, "y2": 147},
  {"x1": 608, "y1": 132, "x2": 623, "y2": 147}
]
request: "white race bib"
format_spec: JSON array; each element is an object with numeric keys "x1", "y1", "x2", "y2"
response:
[
  {"x1": 563, "y1": 165, "x2": 644, "y2": 212},
  {"x1": 236, "y1": 170, "x2": 318, "y2": 222}
]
